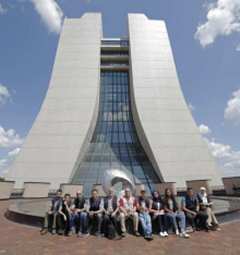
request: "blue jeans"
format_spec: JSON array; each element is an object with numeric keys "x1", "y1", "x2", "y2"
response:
[
  {"x1": 139, "y1": 212, "x2": 152, "y2": 236},
  {"x1": 71, "y1": 212, "x2": 88, "y2": 234},
  {"x1": 166, "y1": 211, "x2": 186, "y2": 233}
]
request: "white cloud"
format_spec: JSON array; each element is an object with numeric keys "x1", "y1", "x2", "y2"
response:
[
  {"x1": 31, "y1": 0, "x2": 64, "y2": 33},
  {"x1": 0, "y1": 126, "x2": 24, "y2": 148},
  {"x1": 0, "y1": 3, "x2": 7, "y2": 14},
  {"x1": 0, "y1": 84, "x2": 10, "y2": 105},
  {"x1": 224, "y1": 89, "x2": 240, "y2": 125},
  {"x1": 200, "y1": 124, "x2": 240, "y2": 176},
  {"x1": 0, "y1": 148, "x2": 21, "y2": 177},
  {"x1": 199, "y1": 124, "x2": 211, "y2": 135},
  {"x1": 195, "y1": 0, "x2": 240, "y2": 47},
  {"x1": 188, "y1": 103, "x2": 195, "y2": 112},
  {"x1": 8, "y1": 147, "x2": 21, "y2": 157}
]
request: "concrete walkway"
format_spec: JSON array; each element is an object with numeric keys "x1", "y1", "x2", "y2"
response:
[{"x1": 0, "y1": 200, "x2": 240, "y2": 255}]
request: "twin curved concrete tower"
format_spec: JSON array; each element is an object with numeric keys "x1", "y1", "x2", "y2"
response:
[{"x1": 6, "y1": 13, "x2": 222, "y2": 195}]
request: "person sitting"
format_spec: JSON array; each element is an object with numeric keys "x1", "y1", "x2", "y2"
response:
[
  {"x1": 137, "y1": 187, "x2": 153, "y2": 240},
  {"x1": 88, "y1": 188, "x2": 104, "y2": 236},
  {"x1": 40, "y1": 189, "x2": 63, "y2": 235},
  {"x1": 182, "y1": 188, "x2": 208, "y2": 231},
  {"x1": 197, "y1": 187, "x2": 220, "y2": 231},
  {"x1": 164, "y1": 188, "x2": 190, "y2": 238},
  {"x1": 119, "y1": 188, "x2": 140, "y2": 237},
  {"x1": 150, "y1": 191, "x2": 168, "y2": 237},
  {"x1": 71, "y1": 190, "x2": 89, "y2": 237},
  {"x1": 57, "y1": 193, "x2": 73, "y2": 236},
  {"x1": 102, "y1": 188, "x2": 121, "y2": 239}
]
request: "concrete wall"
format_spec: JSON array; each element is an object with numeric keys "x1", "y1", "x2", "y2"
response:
[
  {"x1": 128, "y1": 14, "x2": 222, "y2": 188},
  {"x1": 23, "y1": 182, "x2": 50, "y2": 198},
  {"x1": 154, "y1": 182, "x2": 177, "y2": 196},
  {"x1": 60, "y1": 184, "x2": 83, "y2": 197},
  {"x1": 186, "y1": 179, "x2": 212, "y2": 195},
  {"x1": 6, "y1": 13, "x2": 102, "y2": 189},
  {"x1": 0, "y1": 181, "x2": 14, "y2": 199},
  {"x1": 222, "y1": 177, "x2": 240, "y2": 195}
]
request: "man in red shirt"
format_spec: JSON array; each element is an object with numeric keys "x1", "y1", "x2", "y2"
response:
[{"x1": 119, "y1": 188, "x2": 140, "y2": 237}]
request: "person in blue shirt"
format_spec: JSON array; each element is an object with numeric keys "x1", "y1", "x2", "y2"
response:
[{"x1": 182, "y1": 188, "x2": 208, "y2": 231}]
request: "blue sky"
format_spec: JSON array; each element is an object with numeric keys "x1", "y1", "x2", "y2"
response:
[{"x1": 0, "y1": 0, "x2": 240, "y2": 177}]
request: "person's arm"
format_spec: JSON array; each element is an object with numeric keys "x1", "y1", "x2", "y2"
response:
[
  {"x1": 164, "y1": 200, "x2": 173, "y2": 213},
  {"x1": 112, "y1": 206, "x2": 119, "y2": 216},
  {"x1": 119, "y1": 198, "x2": 127, "y2": 214},
  {"x1": 93, "y1": 198, "x2": 104, "y2": 214},
  {"x1": 132, "y1": 198, "x2": 138, "y2": 212},
  {"x1": 182, "y1": 206, "x2": 196, "y2": 215},
  {"x1": 58, "y1": 204, "x2": 67, "y2": 221}
]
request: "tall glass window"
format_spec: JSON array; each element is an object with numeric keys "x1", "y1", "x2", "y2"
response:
[{"x1": 71, "y1": 71, "x2": 160, "y2": 195}]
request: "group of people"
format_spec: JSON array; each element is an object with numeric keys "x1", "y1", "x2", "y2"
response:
[{"x1": 40, "y1": 186, "x2": 220, "y2": 240}]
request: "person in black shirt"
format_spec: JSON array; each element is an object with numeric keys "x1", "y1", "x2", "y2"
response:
[
  {"x1": 182, "y1": 188, "x2": 208, "y2": 231},
  {"x1": 150, "y1": 191, "x2": 168, "y2": 237},
  {"x1": 40, "y1": 189, "x2": 63, "y2": 235},
  {"x1": 57, "y1": 193, "x2": 72, "y2": 236},
  {"x1": 88, "y1": 189, "x2": 104, "y2": 236},
  {"x1": 72, "y1": 190, "x2": 89, "y2": 237},
  {"x1": 102, "y1": 188, "x2": 121, "y2": 239}
]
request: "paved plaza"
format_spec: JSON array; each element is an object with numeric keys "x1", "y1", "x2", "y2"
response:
[{"x1": 0, "y1": 200, "x2": 240, "y2": 255}]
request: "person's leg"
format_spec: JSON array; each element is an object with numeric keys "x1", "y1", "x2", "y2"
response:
[
  {"x1": 80, "y1": 212, "x2": 88, "y2": 234},
  {"x1": 102, "y1": 214, "x2": 110, "y2": 237},
  {"x1": 176, "y1": 211, "x2": 186, "y2": 233},
  {"x1": 139, "y1": 213, "x2": 147, "y2": 236},
  {"x1": 43, "y1": 212, "x2": 50, "y2": 229},
  {"x1": 196, "y1": 211, "x2": 208, "y2": 230},
  {"x1": 110, "y1": 215, "x2": 121, "y2": 236},
  {"x1": 145, "y1": 213, "x2": 152, "y2": 236},
  {"x1": 96, "y1": 213, "x2": 103, "y2": 235},
  {"x1": 132, "y1": 212, "x2": 139, "y2": 234},
  {"x1": 119, "y1": 212, "x2": 127, "y2": 234},
  {"x1": 56, "y1": 214, "x2": 64, "y2": 235},
  {"x1": 206, "y1": 207, "x2": 212, "y2": 227},
  {"x1": 65, "y1": 214, "x2": 71, "y2": 235},
  {"x1": 41, "y1": 212, "x2": 52, "y2": 234},
  {"x1": 166, "y1": 212, "x2": 178, "y2": 233},
  {"x1": 161, "y1": 215, "x2": 168, "y2": 232},
  {"x1": 186, "y1": 212, "x2": 195, "y2": 229},
  {"x1": 210, "y1": 210, "x2": 219, "y2": 226}
]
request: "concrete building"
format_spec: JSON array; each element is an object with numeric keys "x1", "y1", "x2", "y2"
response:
[{"x1": 6, "y1": 13, "x2": 222, "y2": 195}]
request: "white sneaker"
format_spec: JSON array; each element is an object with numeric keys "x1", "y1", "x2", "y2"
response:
[
  {"x1": 163, "y1": 231, "x2": 168, "y2": 237},
  {"x1": 180, "y1": 232, "x2": 190, "y2": 238},
  {"x1": 159, "y1": 232, "x2": 165, "y2": 237},
  {"x1": 176, "y1": 229, "x2": 180, "y2": 236}
]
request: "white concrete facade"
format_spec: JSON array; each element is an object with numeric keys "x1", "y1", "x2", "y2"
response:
[
  {"x1": 6, "y1": 13, "x2": 222, "y2": 191},
  {"x1": 128, "y1": 14, "x2": 222, "y2": 188},
  {"x1": 7, "y1": 13, "x2": 102, "y2": 188}
]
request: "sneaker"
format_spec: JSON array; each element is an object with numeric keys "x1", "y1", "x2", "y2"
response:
[
  {"x1": 134, "y1": 231, "x2": 141, "y2": 237},
  {"x1": 40, "y1": 229, "x2": 48, "y2": 235},
  {"x1": 121, "y1": 232, "x2": 126, "y2": 238},
  {"x1": 77, "y1": 232, "x2": 83, "y2": 238},
  {"x1": 94, "y1": 232, "x2": 102, "y2": 237},
  {"x1": 51, "y1": 229, "x2": 56, "y2": 235},
  {"x1": 175, "y1": 229, "x2": 180, "y2": 236},
  {"x1": 180, "y1": 232, "x2": 190, "y2": 238},
  {"x1": 163, "y1": 231, "x2": 168, "y2": 237},
  {"x1": 145, "y1": 234, "x2": 153, "y2": 241},
  {"x1": 159, "y1": 232, "x2": 165, "y2": 237},
  {"x1": 83, "y1": 233, "x2": 89, "y2": 238}
]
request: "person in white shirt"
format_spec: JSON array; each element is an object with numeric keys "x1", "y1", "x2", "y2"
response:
[
  {"x1": 197, "y1": 187, "x2": 220, "y2": 231},
  {"x1": 119, "y1": 188, "x2": 140, "y2": 237}
]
